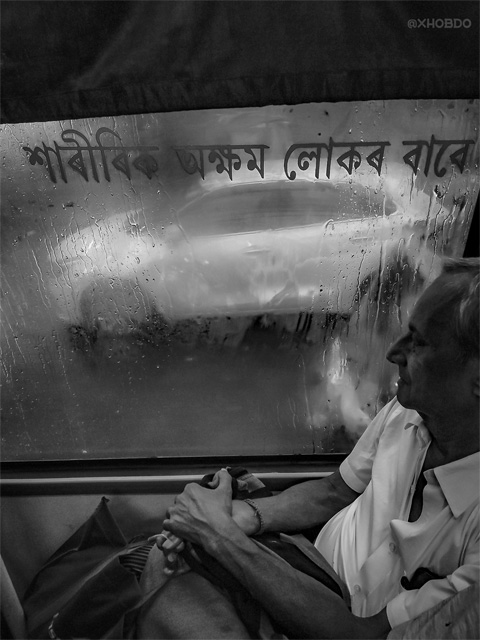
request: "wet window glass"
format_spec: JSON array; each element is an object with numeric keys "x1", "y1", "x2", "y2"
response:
[
  {"x1": 179, "y1": 183, "x2": 398, "y2": 236},
  {"x1": 1, "y1": 100, "x2": 478, "y2": 461}
]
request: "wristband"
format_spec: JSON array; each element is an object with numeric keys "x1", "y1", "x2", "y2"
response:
[{"x1": 243, "y1": 498, "x2": 265, "y2": 535}]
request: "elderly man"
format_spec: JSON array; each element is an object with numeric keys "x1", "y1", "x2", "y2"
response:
[{"x1": 157, "y1": 257, "x2": 479, "y2": 638}]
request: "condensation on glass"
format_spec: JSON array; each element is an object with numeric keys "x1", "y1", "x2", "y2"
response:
[{"x1": 1, "y1": 100, "x2": 478, "y2": 460}]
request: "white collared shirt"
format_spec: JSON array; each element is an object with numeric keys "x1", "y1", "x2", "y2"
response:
[{"x1": 315, "y1": 399, "x2": 480, "y2": 628}]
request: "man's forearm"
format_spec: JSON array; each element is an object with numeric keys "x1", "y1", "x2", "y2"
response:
[
  {"x1": 204, "y1": 519, "x2": 390, "y2": 639},
  {"x1": 236, "y1": 469, "x2": 360, "y2": 535},
  {"x1": 162, "y1": 469, "x2": 386, "y2": 637}
]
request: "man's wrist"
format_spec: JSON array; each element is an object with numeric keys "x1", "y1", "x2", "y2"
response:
[
  {"x1": 243, "y1": 499, "x2": 266, "y2": 535},
  {"x1": 232, "y1": 498, "x2": 266, "y2": 535}
]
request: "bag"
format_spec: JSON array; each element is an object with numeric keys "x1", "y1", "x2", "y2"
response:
[{"x1": 22, "y1": 498, "x2": 155, "y2": 639}]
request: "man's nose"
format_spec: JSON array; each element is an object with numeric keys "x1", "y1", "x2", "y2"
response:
[{"x1": 386, "y1": 336, "x2": 406, "y2": 365}]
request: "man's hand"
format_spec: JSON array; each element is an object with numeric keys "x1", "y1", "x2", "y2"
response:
[
  {"x1": 162, "y1": 468, "x2": 237, "y2": 547},
  {"x1": 152, "y1": 469, "x2": 260, "y2": 573},
  {"x1": 149, "y1": 530, "x2": 185, "y2": 574},
  {"x1": 207, "y1": 469, "x2": 263, "y2": 535}
]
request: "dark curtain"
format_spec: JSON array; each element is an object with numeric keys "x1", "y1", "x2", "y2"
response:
[{"x1": 1, "y1": 0, "x2": 478, "y2": 124}]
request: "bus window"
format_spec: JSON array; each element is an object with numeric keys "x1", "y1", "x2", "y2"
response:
[{"x1": 1, "y1": 101, "x2": 478, "y2": 461}]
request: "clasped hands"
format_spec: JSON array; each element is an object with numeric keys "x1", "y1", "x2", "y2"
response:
[{"x1": 149, "y1": 468, "x2": 258, "y2": 574}]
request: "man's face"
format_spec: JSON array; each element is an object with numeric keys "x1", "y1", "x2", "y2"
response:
[{"x1": 386, "y1": 274, "x2": 476, "y2": 422}]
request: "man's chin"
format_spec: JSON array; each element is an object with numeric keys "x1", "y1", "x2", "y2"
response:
[
  {"x1": 396, "y1": 395, "x2": 412, "y2": 409},
  {"x1": 395, "y1": 383, "x2": 413, "y2": 409}
]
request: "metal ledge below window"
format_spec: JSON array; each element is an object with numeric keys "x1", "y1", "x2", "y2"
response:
[{"x1": 0, "y1": 455, "x2": 345, "y2": 495}]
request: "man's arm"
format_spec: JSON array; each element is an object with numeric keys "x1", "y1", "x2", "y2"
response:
[
  {"x1": 160, "y1": 468, "x2": 359, "y2": 563},
  {"x1": 232, "y1": 468, "x2": 360, "y2": 535},
  {"x1": 207, "y1": 516, "x2": 390, "y2": 639},
  {"x1": 162, "y1": 469, "x2": 390, "y2": 639}
]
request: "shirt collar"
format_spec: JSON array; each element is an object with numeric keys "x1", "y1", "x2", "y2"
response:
[
  {"x1": 404, "y1": 412, "x2": 479, "y2": 516},
  {"x1": 434, "y1": 453, "x2": 480, "y2": 517},
  {"x1": 404, "y1": 414, "x2": 431, "y2": 447}
]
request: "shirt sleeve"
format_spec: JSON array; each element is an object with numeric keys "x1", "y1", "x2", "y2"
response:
[
  {"x1": 339, "y1": 398, "x2": 401, "y2": 494},
  {"x1": 386, "y1": 544, "x2": 480, "y2": 628}
]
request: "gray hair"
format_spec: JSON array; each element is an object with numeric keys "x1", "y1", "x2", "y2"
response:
[{"x1": 440, "y1": 257, "x2": 480, "y2": 360}]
